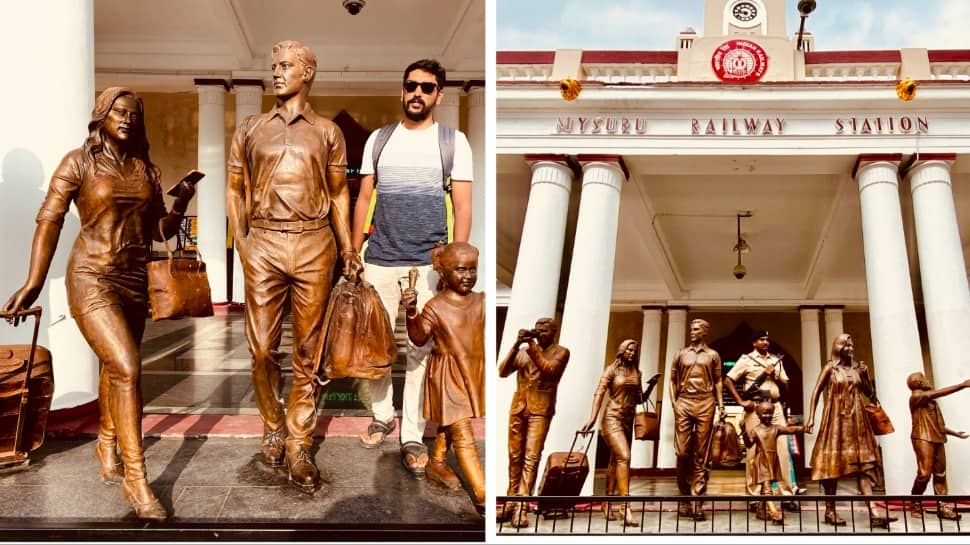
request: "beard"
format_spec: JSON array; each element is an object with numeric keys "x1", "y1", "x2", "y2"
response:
[{"x1": 403, "y1": 98, "x2": 433, "y2": 122}]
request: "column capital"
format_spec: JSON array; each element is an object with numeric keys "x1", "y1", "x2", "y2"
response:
[
  {"x1": 852, "y1": 153, "x2": 901, "y2": 179},
  {"x1": 822, "y1": 304, "x2": 845, "y2": 310},
  {"x1": 907, "y1": 157, "x2": 955, "y2": 193},
  {"x1": 233, "y1": 83, "x2": 264, "y2": 108},
  {"x1": 440, "y1": 92, "x2": 461, "y2": 108},
  {"x1": 578, "y1": 158, "x2": 625, "y2": 192},
  {"x1": 230, "y1": 78, "x2": 265, "y2": 91},
  {"x1": 466, "y1": 86, "x2": 485, "y2": 107},
  {"x1": 667, "y1": 305, "x2": 689, "y2": 312},
  {"x1": 527, "y1": 159, "x2": 574, "y2": 192},
  {"x1": 577, "y1": 154, "x2": 628, "y2": 180},
  {"x1": 641, "y1": 304, "x2": 667, "y2": 311},
  {"x1": 193, "y1": 78, "x2": 229, "y2": 91},
  {"x1": 525, "y1": 153, "x2": 569, "y2": 164},
  {"x1": 855, "y1": 159, "x2": 901, "y2": 193},
  {"x1": 798, "y1": 304, "x2": 823, "y2": 311}
]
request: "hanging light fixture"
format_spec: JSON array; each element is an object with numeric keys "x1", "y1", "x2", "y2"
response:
[{"x1": 733, "y1": 212, "x2": 752, "y2": 279}]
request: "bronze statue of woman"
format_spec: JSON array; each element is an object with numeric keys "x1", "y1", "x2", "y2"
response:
[
  {"x1": 805, "y1": 333, "x2": 897, "y2": 528},
  {"x1": 2, "y1": 87, "x2": 196, "y2": 520},
  {"x1": 581, "y1": 339, "x2": 650, "y2": 527}
]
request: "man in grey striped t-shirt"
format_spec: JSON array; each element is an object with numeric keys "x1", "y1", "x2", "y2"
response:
[{"x1": 351, "y1": 58, "x2": 473, "y2": 481}]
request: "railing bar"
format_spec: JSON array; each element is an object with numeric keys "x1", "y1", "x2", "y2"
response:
[{"x1": 658, "y1": 498, "x2": 663, "y2": 534}]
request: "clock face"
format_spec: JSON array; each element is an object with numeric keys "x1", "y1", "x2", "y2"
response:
[{"x1": 732, "y1": 1, "x2": 758, "y2": 22}]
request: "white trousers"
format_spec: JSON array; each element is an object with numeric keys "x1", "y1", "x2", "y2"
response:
[{"x1": 364, "y1": 262, "x2": 438, "y2": 445}]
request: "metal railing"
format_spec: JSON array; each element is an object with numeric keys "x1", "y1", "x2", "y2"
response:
[{"x1": 496, "y1": 494, "x2": 969, "y2": 535}]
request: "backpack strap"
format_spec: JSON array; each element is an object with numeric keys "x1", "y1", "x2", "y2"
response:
[
  {"x1": 438, "y1": 124, "x2": 456, "y2": 242},
  {"x1": 437, "y1": 124, "x2": 455, "y2": 191},
  {"x1": 364, "y1": 123, "x2": 398, "y2": 238},
  {"x1": 371, "y1": 123, "x2": 398, "y2": 186}
]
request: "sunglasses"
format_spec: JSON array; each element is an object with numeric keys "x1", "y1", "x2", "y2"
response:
[{"x1": 404, "y1": 80, "x2": 439, "y2": 94}]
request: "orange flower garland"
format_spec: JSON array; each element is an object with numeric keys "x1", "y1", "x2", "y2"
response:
[
  {"x1": 559, "y1": 77, "x2": 581, "y2": 101},
  {"x1": 897, "y1": 77, "x2": 917, "y2": 101}
]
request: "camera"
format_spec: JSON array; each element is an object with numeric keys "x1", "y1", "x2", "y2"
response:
[
  {"x1": 520, "y1": 328, "x2": 540, "y2": 340},
  {"x1": 342, "y1": 0, "x2": 365, "y2": 15},
  {"x1": 733, "y1": 263, "x2": 747, "y2": 280}
]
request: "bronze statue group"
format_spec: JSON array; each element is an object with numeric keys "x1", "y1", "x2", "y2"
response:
[
  {"x1": 499, "y1": 318, "x2": 970, "y2": 529},
  {"x1": 2, "y1": 41, "x2": 484, "y2": 520}
]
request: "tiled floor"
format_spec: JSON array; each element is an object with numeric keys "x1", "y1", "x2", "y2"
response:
[
  {"x1": 0, "y1": 308, "x2": 485, "y2": 539},
  {"x1": 141, "y1": 309, "x2": 401, "y2": 416}
]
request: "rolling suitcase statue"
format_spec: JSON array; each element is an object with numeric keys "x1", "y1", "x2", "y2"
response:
[
  {"x1": 0, "y1": 307, "x2": 54, "y2": 472},
  {"x1": 536, "y1": 429, "x2": 594, "y2": 519}
]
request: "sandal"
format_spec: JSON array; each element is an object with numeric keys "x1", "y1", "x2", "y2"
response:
[
  {"x1": 401, "y1": 441, "x2": 429, "y2": 479},
  {"x1": 359, "y1": 418, "x2": 396, "y2": 449}
]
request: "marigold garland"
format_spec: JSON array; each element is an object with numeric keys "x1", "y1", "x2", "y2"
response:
[
  {"x1": 897, "y1": 77, "x2": 917, "y2": 101},
  {"x1": 559, "y1": 77, "x2": 581, "y2": 101}
]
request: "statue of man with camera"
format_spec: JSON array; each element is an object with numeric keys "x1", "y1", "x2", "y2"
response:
[{"x1": 497, "y1": 317, "x2": 570, "y2": 528}]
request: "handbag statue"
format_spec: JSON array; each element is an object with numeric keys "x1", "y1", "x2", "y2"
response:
[
  {"x1": 711, "y1": 415, "x2": 743, "y2": 468},
  {"x1": 147, "y1": 221, "x2": 214, "y2": 321},
  {"x1": 313, "y1": 274, "x2": 396, "y2": 381},
  {"x1": 863, "y1": 367, "x2": 894, "y2": 435},
  {"x1": 865, "y1": 402, "x2": 894, "y2": 435},
  {"x1": 634, "y1": 373, "x2": 661, "y2": 441}
]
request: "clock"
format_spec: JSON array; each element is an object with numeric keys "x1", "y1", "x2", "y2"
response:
[{"x1": 732, "y1": 1, "x2": 758, "y2": 22}]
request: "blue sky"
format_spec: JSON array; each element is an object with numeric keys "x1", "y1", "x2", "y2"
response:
[{"x1": 497, "y1": 0, "x2": 970, "y2": 51}]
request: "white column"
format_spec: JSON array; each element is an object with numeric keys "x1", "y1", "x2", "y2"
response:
[
  {"x1": 466, "y1": 87, "x2": 486, "y2": 291},
  {"x1": 498, "y1": 159, "x2": 573, "y2": 354},
  {"x1": 0, "y1": 1, "x2": 98, "y2": 409},
  {"x1": 856, "y1": 159, "x2": 922, "y2": 494},
  {"x1": 799, "y1": 306, "x2": 823, "y2": 463},
  {"x1": 657, "y1": 307, "x2": 688, "y2": 468},
  {"x1": 631, "y1": 307, "x2": 663, "y2": 469},
  {"x1": 907, "y1": 158, "x2": 970, "y2": 493},
  {"x1": 230, "y1": 83, "x2": 263, "y2": 305},
  {"x1": 435, "y1": 91, "x2": 460, "y2": 132},
  {"x1": 551, "y1": 159, "x2": 625, "y2": 495},
  {"x1": 496, "y1": 158, "x2": 573, "y2": 491},
  {"x1": 822, "y1": 306, "x2": 844, "y2": 360},
  {"x1": 195, "y1": 82, "x2": 228, "y2": 303}
]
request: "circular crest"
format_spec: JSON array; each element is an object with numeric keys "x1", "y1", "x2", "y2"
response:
[{"x1": 711, "y1": 39, "x2": 768, "y2": 83}]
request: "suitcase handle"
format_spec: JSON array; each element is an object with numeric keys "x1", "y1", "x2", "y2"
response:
[
  {"x1": 0, "y1": 306, "x2": 42, "y2": 457},
  {"x1": 563, "y1": 429, "x2": 595, "y2": 470}
]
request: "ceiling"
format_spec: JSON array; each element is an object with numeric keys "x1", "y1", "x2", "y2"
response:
[
  {"x1": 497, "y1": 153, "x2": 970, "y2": 310},
  {"x1": 93, "y1": 0, "x2": 485, "y2": 93}
]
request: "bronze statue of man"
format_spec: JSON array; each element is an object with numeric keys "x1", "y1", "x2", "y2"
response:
[
  {"x1": 226, "y1": 40, "x2": 361, "y2": 493},
  {"x1": 497, "y1": 317, "x2": 570, "y2": 527},
  {"x1": 907, "y1": 372, "x2": 970, "y2": 520},
  {"x1": 724, "y1": 330, "x2": 799, "y2": 512},
  {"x1": 669, "y1": 318, "x2": 724, "y2": 520}
]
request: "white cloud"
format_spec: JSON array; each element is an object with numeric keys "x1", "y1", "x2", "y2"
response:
[
  {"x1": 496, "y1": 27, "x2": 564, "y2": 51},
  {"x1": 557, "y1": 1, "x2": 696, "y2": 49},
  {"x1": 497, "y1": 0, "x2": 970, "y2": 52},
  {"x1": 892, "y1": 0, "x2": 970, "y2": 49}
]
